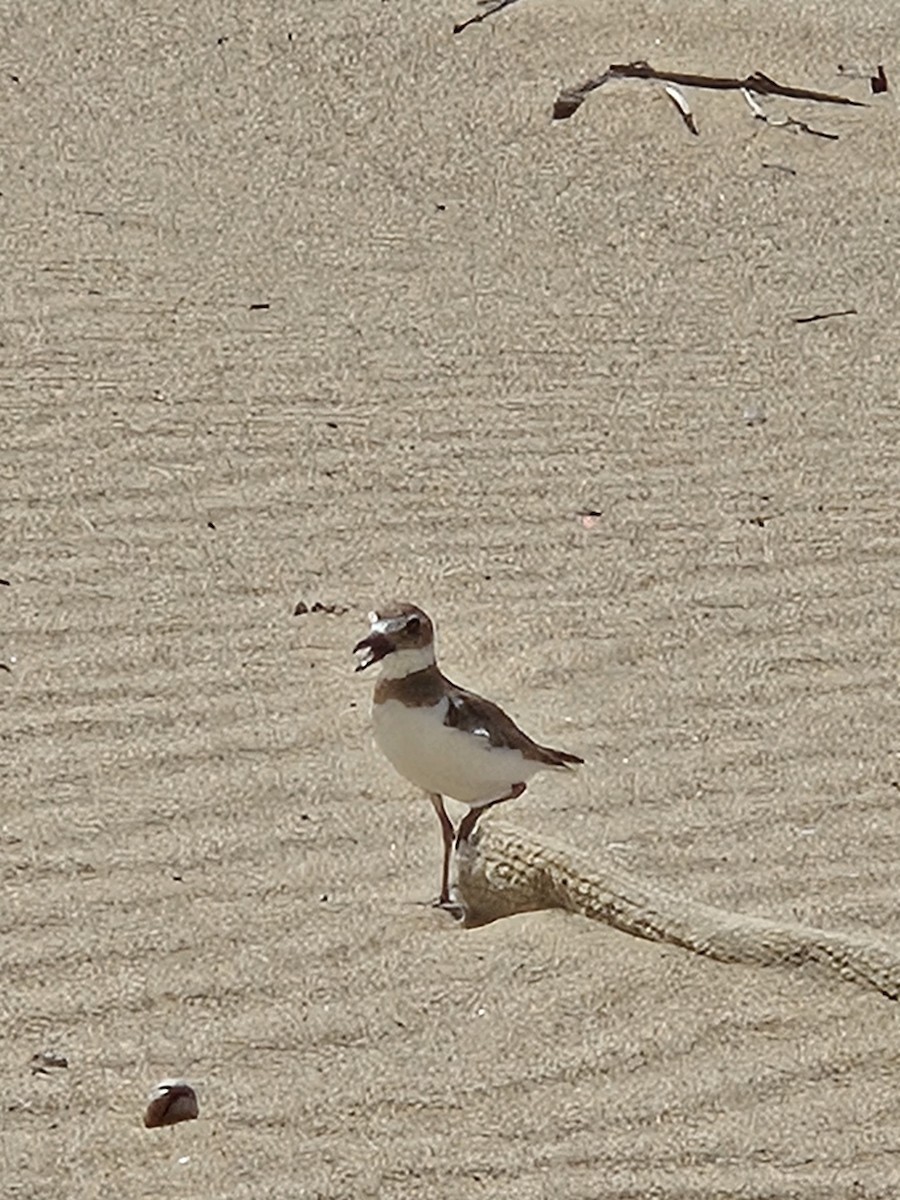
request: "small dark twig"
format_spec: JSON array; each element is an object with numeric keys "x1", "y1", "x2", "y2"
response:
[
  {"x1": 793, "y1": 309, "x2": 857, "y2": 325},
  {"x1": 742, "y1": 89, "x2": 839, "y2": 139},
  {"x1": 453, "y1": 0, "x2": 521, "y2": 35},
  {"x1": 785, "y1": 118, "x2": 839, "y2": 140}
]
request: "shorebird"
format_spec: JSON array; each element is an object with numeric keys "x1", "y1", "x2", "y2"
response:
[{"x1": 353, "y1": 602, "x2": 583, "y2": 906}]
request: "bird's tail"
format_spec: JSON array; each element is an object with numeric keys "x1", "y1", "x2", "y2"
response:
[{"x1": 542, "y1": 746, "x2": 584, "y2": 768}]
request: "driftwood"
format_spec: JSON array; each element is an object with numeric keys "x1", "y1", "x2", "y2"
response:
[
  {"x1": 453, "y1": 822, "x2": 900, "y2": 1000},
  {"x1": 553, "y1": 61, "x2": 868, "y2": 123}
]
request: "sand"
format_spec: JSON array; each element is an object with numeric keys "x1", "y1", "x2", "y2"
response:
[{"x1": 4, "y1": 1, "x2": 899, "y2": 1196}]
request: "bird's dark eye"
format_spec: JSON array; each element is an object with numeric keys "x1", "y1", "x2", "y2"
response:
[{"x1": 406, "y1": 616, "x2": 420, "y2": 634}]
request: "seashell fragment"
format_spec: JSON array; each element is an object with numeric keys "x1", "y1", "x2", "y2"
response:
[{"x1": 143, "y1": 1079, "x2": 199, "y2": 1128}]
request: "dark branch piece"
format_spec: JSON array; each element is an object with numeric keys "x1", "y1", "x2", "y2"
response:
[
  {"x1": 553, "y1": 60, "x2": 868, "y2": 122},
  {"x1": 453, "y1": 0, "x2": 521, "y2": 35},
  {"x1": 793, "y1": 309, "x2": 857, "y2": 325},
  {"x1": 784, "y1": 118, "x2": 839, "y2": 140}
]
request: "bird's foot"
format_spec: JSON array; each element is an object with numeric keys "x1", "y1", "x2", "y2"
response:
[
  {"x1": 407, "y1": 894, "x2": 464, "y2": 919},
  {"x1": 431, "y1": 895, "x2": 465, "y2": 921}
]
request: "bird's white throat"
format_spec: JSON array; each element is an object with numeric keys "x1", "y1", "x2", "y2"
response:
[{"x1": 377, "y1": 644, "x2": 437, "y2": 679}]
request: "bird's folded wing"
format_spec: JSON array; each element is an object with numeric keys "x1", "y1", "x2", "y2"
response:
[{"x1": 444, "y1": 685, "x2": 577, "y2": 765}]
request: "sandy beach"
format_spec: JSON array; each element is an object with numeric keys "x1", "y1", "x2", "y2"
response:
[{"x1": 4, "y1": 1, "x2": 899, "y2": 1195}]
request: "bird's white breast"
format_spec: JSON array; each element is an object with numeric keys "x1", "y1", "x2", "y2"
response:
[{"x1": 372, "y1": 698, "x2": 542, "y2": 805}]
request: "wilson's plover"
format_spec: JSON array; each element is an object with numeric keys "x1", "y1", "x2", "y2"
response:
[{"x1": 354, "y1": 603, "x2": 582, "y2": 906}]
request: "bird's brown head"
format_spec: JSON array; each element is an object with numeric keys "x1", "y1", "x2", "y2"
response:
[{"x1": 353, "y1": 603, "x2": 435, "y2": 673}]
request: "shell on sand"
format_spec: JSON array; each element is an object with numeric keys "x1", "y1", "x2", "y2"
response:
[{"x1": 143, "y1": 1079, "x2": 199, "y2": 1129}]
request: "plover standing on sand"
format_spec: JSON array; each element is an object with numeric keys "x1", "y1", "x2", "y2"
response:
[{"x1": 354, "y1": 603, "x2": 583, "y2": 906}]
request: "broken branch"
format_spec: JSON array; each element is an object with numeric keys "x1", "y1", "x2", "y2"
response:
[
  {"x1": 554, "y1": 61, "x2": 868, "y2": 122},
  {"x1": 741, "y1": 87, "x2": 839, "y2": 139}
]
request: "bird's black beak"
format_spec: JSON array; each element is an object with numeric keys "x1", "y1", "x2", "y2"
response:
[{"x1": 353, "y1": 632, "x2": 393, "y2": 672}]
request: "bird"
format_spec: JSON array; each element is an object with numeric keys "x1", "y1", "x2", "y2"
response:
[{"x1": 353, "y1": 602, "x2": 583, "y2": 907}]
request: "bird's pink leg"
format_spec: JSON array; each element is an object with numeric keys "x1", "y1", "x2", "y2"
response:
[{"x1": 429, "y1": 793, "x2": 456, "y2": 906}]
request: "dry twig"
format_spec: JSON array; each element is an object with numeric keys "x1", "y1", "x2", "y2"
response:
[
  {"x1": 741, "y1": 88, "x2": 838, "y2": 140},
  {"x1": 553, "y1": 61, "x2": 867, "y2": 124},
  {"x1": 453, "y1": 0, "x2": 522, "y2": 35},
  {"x1": 793, "y1": 309, "x2": 857, "y2": 325}
]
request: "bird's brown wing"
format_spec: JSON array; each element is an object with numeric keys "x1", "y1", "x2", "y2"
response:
[{"x1": 443, "y1": 683, "x2": 583, "y2": 767}]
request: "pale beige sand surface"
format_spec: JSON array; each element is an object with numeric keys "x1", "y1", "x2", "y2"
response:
[{"x1": 3, "y1": 1, "x2": 899, "y2": 1196}]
